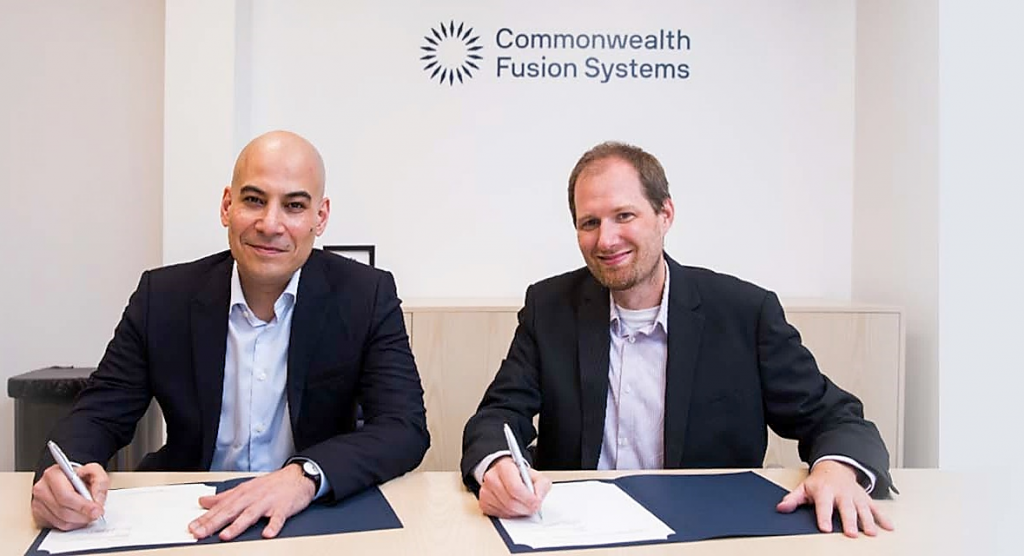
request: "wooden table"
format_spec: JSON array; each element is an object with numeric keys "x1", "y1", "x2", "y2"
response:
[{"x1": 0, "y1": 469, "x2": 981, "y2": 555}]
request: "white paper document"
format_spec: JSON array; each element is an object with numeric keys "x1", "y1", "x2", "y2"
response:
[
  {"x1": 499, "y1": 480, "x2": 674, "y2": 549},
  {"x1": 38, "y1": 483, "x2": 216, "y2": 554}
]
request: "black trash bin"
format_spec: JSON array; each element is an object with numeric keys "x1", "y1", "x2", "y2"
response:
[{"x1": 7, "y1": 366, "x2": 163, "y2": 472}]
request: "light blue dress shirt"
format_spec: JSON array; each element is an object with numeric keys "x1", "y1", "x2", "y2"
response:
[{"x1": 210, "y1": 263, "x2": 329, "y2": 499}]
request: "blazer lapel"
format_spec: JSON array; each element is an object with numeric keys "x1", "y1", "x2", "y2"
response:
[
  {"x1": 287, "y1": 252, "x2": 333, "y2": 432},
  {"x1": 577, "y1": 276, "x2": 611, "y2": 469},
  {"x1": 190, "y1": 256, "x2": 232, "y2": 470},
  {"x1": 663, "y1": 256, "x2": 704, "y2": 468}
]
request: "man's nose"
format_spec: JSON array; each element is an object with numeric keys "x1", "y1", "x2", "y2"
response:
[
  {"x1": 596, "y1": 222, "x2": 620, "y2": 251},
  {"x1": 254, "y1": 205, "x2": 285, "y2": 235}
]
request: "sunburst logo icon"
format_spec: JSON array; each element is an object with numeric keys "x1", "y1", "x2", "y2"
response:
[{"x1": 420, "y1": 21, "x2": 483, "y2": 86}]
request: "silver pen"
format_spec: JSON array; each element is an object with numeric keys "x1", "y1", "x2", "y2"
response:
[
  {"x1": 46, "y1": 441, "x2": 106, "y2": 526},
  {"x1": 503, "y1": 423, "x2": 543, "y2": 521}
]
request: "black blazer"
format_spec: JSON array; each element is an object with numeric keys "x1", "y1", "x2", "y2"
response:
[
  {"x1": 462, "y1": 255, "x2": 892, "y2": 497},
  {"x1": 39, "y1": 249, "x2": 429, "y2": 502}
]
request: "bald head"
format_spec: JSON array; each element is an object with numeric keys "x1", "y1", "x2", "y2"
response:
[
  {"x1": 231, "y1": 130, "x2": 326, "y2": 200},
  {"x1": 221, "y1": 130, "x2": 331, "y2": 294}
]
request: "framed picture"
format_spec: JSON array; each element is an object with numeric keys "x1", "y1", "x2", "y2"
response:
[{"x1": 323, "y1": 244, "x2": 376, "y2": 267}]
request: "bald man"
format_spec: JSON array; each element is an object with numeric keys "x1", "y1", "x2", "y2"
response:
[{"x1": 31, "y1": 131, "x2": 429, "y2": 540}]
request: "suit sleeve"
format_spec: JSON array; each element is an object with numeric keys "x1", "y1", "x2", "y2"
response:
[
  {"x1": 293, "y1": 271, "x2": 429, "y2": 502},
  {"x1": 756, "y1": 291, "x2": 894, "y2": 498},
  {"x1": 460, "y1": 286, "x2": 543, "y2": 491},
  {"x1": 34, "y1": 272, "x2": 154, "y2": 480}
]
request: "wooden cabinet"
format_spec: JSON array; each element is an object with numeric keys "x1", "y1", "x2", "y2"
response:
[
  {"x1": 403, "y1": 300, "x2": 904, "y2": 473},
  {"x1": 765, "y1": 306, "x2": 904, "y2": 469}
]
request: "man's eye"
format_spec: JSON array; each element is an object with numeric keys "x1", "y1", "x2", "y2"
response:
[
  {"x1": 287, "y1": 202, "x2": 308, "y2": 210},
  {"x1": 617, "y1": 212, "x2": 635, "y2": 222},
  {"x1": 579, "y1": 220, "x2": 598, "y2": 230},
  {"x1": 243, "y1": 196, "x2": 264, "y2": 205}
]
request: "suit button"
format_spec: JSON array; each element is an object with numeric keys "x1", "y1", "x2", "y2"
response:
[{"x1": 628, "y1": 336, "x2": 636, "y2": 344}]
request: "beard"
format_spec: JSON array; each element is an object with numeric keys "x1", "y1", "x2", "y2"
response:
[{"x1": 585, "y1": 246, "x2": 662, "y2": 292}]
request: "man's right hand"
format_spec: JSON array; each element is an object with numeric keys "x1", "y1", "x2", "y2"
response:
[
  {"x1": 477, "y1": 456, "x2": 552, "y2": 518},
  {"x1": 31, "y1": 463, "x2": 109, "y2": 530}
]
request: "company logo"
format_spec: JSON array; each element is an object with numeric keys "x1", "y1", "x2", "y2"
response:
[{"x1": 420, "y1": 21, "x2": 483, "y2": 86}]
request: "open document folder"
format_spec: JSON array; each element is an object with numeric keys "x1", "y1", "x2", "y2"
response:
[
  {"x1": 492, "y1": 472, "x2": 839, "y2": 553},
  {"x1": 27, "y1": 478, "x2": 402, "y2": 556}
]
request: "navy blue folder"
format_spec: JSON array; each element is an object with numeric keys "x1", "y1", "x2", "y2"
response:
[
  {"x1": 492, "y1": 471, "x2": 842, "y2": 553},
  {"x1": 25, "y1": 478, "x2": 402, "y2": 556}
]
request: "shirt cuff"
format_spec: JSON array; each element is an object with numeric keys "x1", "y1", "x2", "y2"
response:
[
  {"x1": 812, "y1": 455, "x2": 877, "y2": 495},
  {"x1": 287, "y1": 457, "x2": 331, "y2": 500},
  {"x1": 472, "y1": 450, "x2": 512, "y2": 486}
]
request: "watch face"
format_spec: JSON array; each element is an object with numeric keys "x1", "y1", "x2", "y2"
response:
[{"x1": 302, "y1": 460, "x2": 319, "y2": 477}]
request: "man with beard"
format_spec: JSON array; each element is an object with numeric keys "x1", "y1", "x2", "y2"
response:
[{"x1": 461, "y1": 142, "x2": 894, "y2": 538}]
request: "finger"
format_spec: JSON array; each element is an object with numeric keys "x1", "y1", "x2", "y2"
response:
[
  {"x1": 775, "y1": 484, "x2": 808, "y2": 513},
  {"x1": 484, "y1": 477, "x2": 533, "y2": 516},
  {"x1": 198, "y1": 491, "x2": 227, "y2": 509},
  {"x1": 262, "y1": 512, "x2": 286, "y2": 539},
  {"x1": 500, "y1": 463, "x2": 538, "y2": 506},
  {"x1": 78, "y1": 465, "x2": 109, "y2": 508},
  {"x1": 190, "y1": 494, "x2": 241, "y2": 539},
  {"x1": 477, "y1": 485, "x2": 502, "y2": 517},
  {"x1": 836, "y1": 495, "x2": 859, "y2": 538},
  {"x1": 220, "y1": 507, "x2": 262, "y2": 541},
  {"x1": 483, "y1": 468, "x2": 524, "y2": 514},
  {"x1": 813, "y1": 489, "x2": 835, "y2": 533},
  {"x1": 528, "y1": 470, "x2": 551, "y2": 513},
  {"x1": 47, "y1": 470, "x2": 101, "y2": 523},
  {"x1": 872, "y1": 502, "x2": 895, "y2": 531},
  {"x1": 530, "y1": 470, "x2": 552, "y2": 500},
  {"x1": 481, "y1": 474, "x2": 511, "y2": 510},
  {"x1": 32, "y1": 497, "x2": 73, "y2": 531},
  {"x1": 479, "y1": 482, "x2": 517, "y2": 518},
  {"x1": 855, "y1": 497, "x2": 878, "y2": 537}
]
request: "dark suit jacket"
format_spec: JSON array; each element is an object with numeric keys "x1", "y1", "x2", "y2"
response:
[
  {"x1": 38, "y1": 249, "x2": 429, "y2": 502},
  {"x1": 462, "y1": 256, "x2": 893, "y2": 497}
]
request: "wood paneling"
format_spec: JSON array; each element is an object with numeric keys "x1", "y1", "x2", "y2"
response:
[{"x1": 405, "y1": 301, "x2": 904, "y2": 472}]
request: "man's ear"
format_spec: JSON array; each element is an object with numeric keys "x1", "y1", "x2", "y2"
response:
[
  {"x1": 659, "y1": 197, "x2": 675, "y2": 231},
  {"x1": 220, "y1": 186, "x2": 232, "y2": 227},
  {"x1": 315, "y1": 197, "x2": 331, "y2": 236}
]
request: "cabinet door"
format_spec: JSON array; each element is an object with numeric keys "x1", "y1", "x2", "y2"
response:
[
  {"x1": 410, "y1": 311, "x2": 519, "y2": 472},
  {"x1": 763, "y1": 311, "x2": 903, "y2": 469}
]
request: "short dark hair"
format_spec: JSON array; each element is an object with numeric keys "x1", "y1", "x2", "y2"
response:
[{"x1": 567, "y1": 141, "x2": 671, "y2": 222}]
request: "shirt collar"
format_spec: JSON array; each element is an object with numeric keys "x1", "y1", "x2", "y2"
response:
[
  {"x1": 230, "y1": 262, "x2": 301, "y2": 322},
  {"x1": 608, "y1": 259, "x2": 670, "y2": 335}
]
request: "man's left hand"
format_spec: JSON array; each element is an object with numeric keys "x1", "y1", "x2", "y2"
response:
[
  {"x1": 188, "y1": 463, "x2": 316, "y2": 541},
  {"x1": 775, "y1": 459, "x2": 894, "y2": 538}
]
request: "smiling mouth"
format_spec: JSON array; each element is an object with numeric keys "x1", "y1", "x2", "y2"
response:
[
  {"x1": 247, "y1": 243, "x2": 288, "y2": 255},
  {"x1": 597, "y1": 251, "x2": 631, "y2": 266}
]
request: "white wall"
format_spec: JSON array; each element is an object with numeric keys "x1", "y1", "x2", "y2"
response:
[
  {"x1": 5, "y1": 1, "x2": 978, "y2": 485},
  {"x1": 938, "y1": 1, "x2": 1024, "y2": 468},
  {"x1": 939, "y1": 1, "x2": 1024, "y2": 549},
  {"x1": 163, "y1": 0, "x2": 242, "y2": 266},
  {"x1": 853, "y1": 1, "x2": 939, "y2": 467},
  {"x1": 0, "y1": 0, "x2": 164, "y2": 471},
  {"x1": 164, "y1": 0, "x2": 857, "y2": 301}
]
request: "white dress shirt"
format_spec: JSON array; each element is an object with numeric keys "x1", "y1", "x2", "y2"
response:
[{"x1": 598, "y1": 286, "x2": 669, "y2": 470}]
